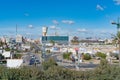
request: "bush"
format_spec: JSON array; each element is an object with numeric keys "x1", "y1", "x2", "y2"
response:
[
  {"x1": 42, "y1": 58, "x2": 58, "y2": 70},
  {"x1": 63, "y1": 52, "x2": 72, "y2": 60},
  {"x1": 5, "y1": 48, "x2": 10, "y2": 51},
  {"x1": 46, "y1": 50, "x2": 50, "y2": 53},
  {"x1": 83, "y1": 53, "x2": 91, "y2": 60},
  {"x1": 16, "y1": 50, "x2": 21, "y2": 53},
  {"x1": 1, "y1": 58, "x2": 120, "y2": 80},
  {"x1": 13, "y1": 54, "x2": 22, "y2": 59},
  {"x1": 0, "y1": 54, "x2": 4, "y2": 60},
  {"x1": 95, "y1": 52, "x2": 107, "y2": 59}
]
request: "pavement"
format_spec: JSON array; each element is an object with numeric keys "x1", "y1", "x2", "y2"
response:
[
  {"x1": 22, "y1": 52, "x2": 41, "y2": 66},
  {"x1": 21, "y1": 52, "x2": 98, "y2": 70},
  {"x1": 53, "y1": 53, "x2": 99, "y2": 70}
]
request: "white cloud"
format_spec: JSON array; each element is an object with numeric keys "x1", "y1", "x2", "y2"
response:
[
  {"x1": 113, "y1": 0, "x2": 120, "y2": 5},
  {"x1": 24, "y1": 13, "x2": 29, "y2": 16},
  {"x1": 50, "y1": 25, "x2": 56, "y2": 29},
  {"x1": 77, "y1": 28, "x2": 87, "y2": 32},
  {"x1": 52, "y1": 20, "x2": 59, "y2": 25},
  {"x1": 96, "y1": 4, "x2": 104, "y2": 11},
  {"x1": 28, "y1": 25, "x2": 33, "y2": 28},
  {"x1": 62, "y1": 20, "x2": 75, "y2": 24}
]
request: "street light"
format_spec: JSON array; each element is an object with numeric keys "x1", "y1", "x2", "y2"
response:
[{"x1": 111, "y1": 17, "x2": 120, "y2": 66}]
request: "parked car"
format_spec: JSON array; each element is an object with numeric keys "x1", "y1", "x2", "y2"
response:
[
  {"x1": 35, "y1": 59, "x2": 40, "y2": 64},
  {"x1": 29, "y1": 58, "x2": 35, "y2": 65}
]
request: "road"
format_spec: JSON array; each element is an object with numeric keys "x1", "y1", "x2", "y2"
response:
[
  {"x1": 31, "y1": 43, "x2": 41, "y2": 51},
  {"x1": 46, "y1": 53, "x2": 98, "y2": 70},
  {"x1": 22, "y1": 43, "x2": 98, "y2": 70},
  {"x1": 22, "y1": 52, "x2": 98, "y2": 70},
  {"x1": 22, "y1": 52, "x2": 41, "y2": 66}
]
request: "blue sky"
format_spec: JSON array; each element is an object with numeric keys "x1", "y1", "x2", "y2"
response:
[{"x1": 0, "y1": 0, "x2": 120, "y2": 39}]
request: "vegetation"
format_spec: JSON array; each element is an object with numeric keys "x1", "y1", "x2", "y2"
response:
[
  {"x1": 112, "y1": 31, "x2": 120, "y2": 46},
  {"x1": 0, "y1": 59, "x2": 120, "y2": 80},
  {"x1": 95, "y1": 52, "x2": 107, "y2": 59},
  {"x1": 42, "y1": 58, "x2": 58, "y2": 70},
  {"x1": 49, "y1": 40, "x2": 55, "y2": 46},
  {"x1": 13, "y1": 54, "x2": 22, "y2": 59},
  {"x1": 117, "y1": 31, "x2": 120, "y2": 39},
  {"x1": 63, "y1": 52, "x2": 72, "y2": 60},
  {"x1": 46, "y1": 50, "x2": 50, "y2": 53},
  {"x1": 0, "y1": 54, "x2": 4, "y2": 60},
  {"x1": 0, "y1": 41, "x2": 4, "y2": 47},
  {"x1": 71, "y1": 36, "x2": 79, "y2": 45},
  {"x1": 5, "y1": 48, "x2": 10, "y2": 51},
  {"x1": 83, "y1": 53, "x2": 91, "y2": 60}
]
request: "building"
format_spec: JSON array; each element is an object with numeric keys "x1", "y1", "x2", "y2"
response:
[
  {"x1": 79, "y1": 39, "x2": 105, "y2": 45},
  {"x1": 7, "y1": 59, "x2": 23, "y2": 68},
  {"x1": 42, "y1": 27, "x2": 48, "y2": 36},
  {"x1": 16, "y1": 35, "x2": 23, "y2": 43},
  {"x1": 41, "y1": 36, "x2": 69, "y2": 45}
]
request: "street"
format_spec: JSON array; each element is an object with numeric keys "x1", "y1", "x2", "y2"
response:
[{"x1": 22, "y1": 43, "x2": 98, "y2": 70}]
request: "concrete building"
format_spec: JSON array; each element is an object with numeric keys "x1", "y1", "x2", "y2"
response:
[{"x1": 42, "y1": 27, "x2": 48, "y2": 36}]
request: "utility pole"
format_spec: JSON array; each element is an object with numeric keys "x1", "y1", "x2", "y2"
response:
[{"x1": 111, "y1": 17, "x2": 120, "y2": 66}]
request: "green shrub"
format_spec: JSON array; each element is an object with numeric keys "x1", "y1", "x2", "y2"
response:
[
  {"x1": 46, "y1": 50, "x2": 50, "y2": 53},
  {"x1": 42, "y1": 58, "x2": 58, "y2": 70},
  {"x1": 96, "y1": 52, "x2": 107, "y2": 59},
  {"x1": 13, "y1": 54, "x2": 22, "y2": 59},
  {"x1": 83, "y1": 53, "x2": 91, "y2": 60},
  {"x1": 0, "y1": 54, "x2": 4, "y2": 60},
  {"x1": 16, "y1": 50, "x2": 21, "y2": 53},
  {"x1": 63, "y1": 52, "x2": 72, "y2": 60},
  {"x1": 1, "y1": 58, "x2": 120, "y2": 80},
  {"x1": 5, "y1": 48, "x2": 10, "y2": 51}
]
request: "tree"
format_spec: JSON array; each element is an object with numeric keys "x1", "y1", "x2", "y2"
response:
[
  {"x1": 71, "y1": 36, "x2": 79, "y2": 45},
  {"x1": 0, "y1": 54, "x2": 4, "y2": 60},
  {"x1": 83, "y1": 53, "x2": 91, "y2": 60},
  {"x1": 42, "y1": 58, "x2": 58, "y2": 70},
  {"x1": 63, "y1": 52, "x2": 72, "y2": 60},
  {"x1": 113, "y1": 31, "x2": 120, "y2": 46},
  {"x1": 0, "y1": 40, "x2": 3, "y2": 47},
  {"x1": 49, "y1": 40, "x2": 55, "y2": 46},
  {"x1": 95, "y1": 52, "x2": 106, "y2": 59}
]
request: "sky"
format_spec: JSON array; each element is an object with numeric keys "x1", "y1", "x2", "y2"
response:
[{"x1": 0, "y1": 0, "x2": 120, "y2": 39}]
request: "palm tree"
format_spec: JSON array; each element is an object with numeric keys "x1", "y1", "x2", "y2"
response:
[{"x1": 112, "y1": 32, "x2": 120, "y2": 46}]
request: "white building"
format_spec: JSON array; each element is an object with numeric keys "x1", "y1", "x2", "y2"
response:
[
  {"x1": 7, "y1": 59, "x2": 23, "y2": 68},
  {"x1": 2, "y1": 51, "x2": 11, "y2": 58}
]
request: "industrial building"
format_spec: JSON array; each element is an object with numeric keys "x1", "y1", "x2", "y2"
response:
[{"x1": 42, "y1": 36, "x2": 69, "y2": 45}]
